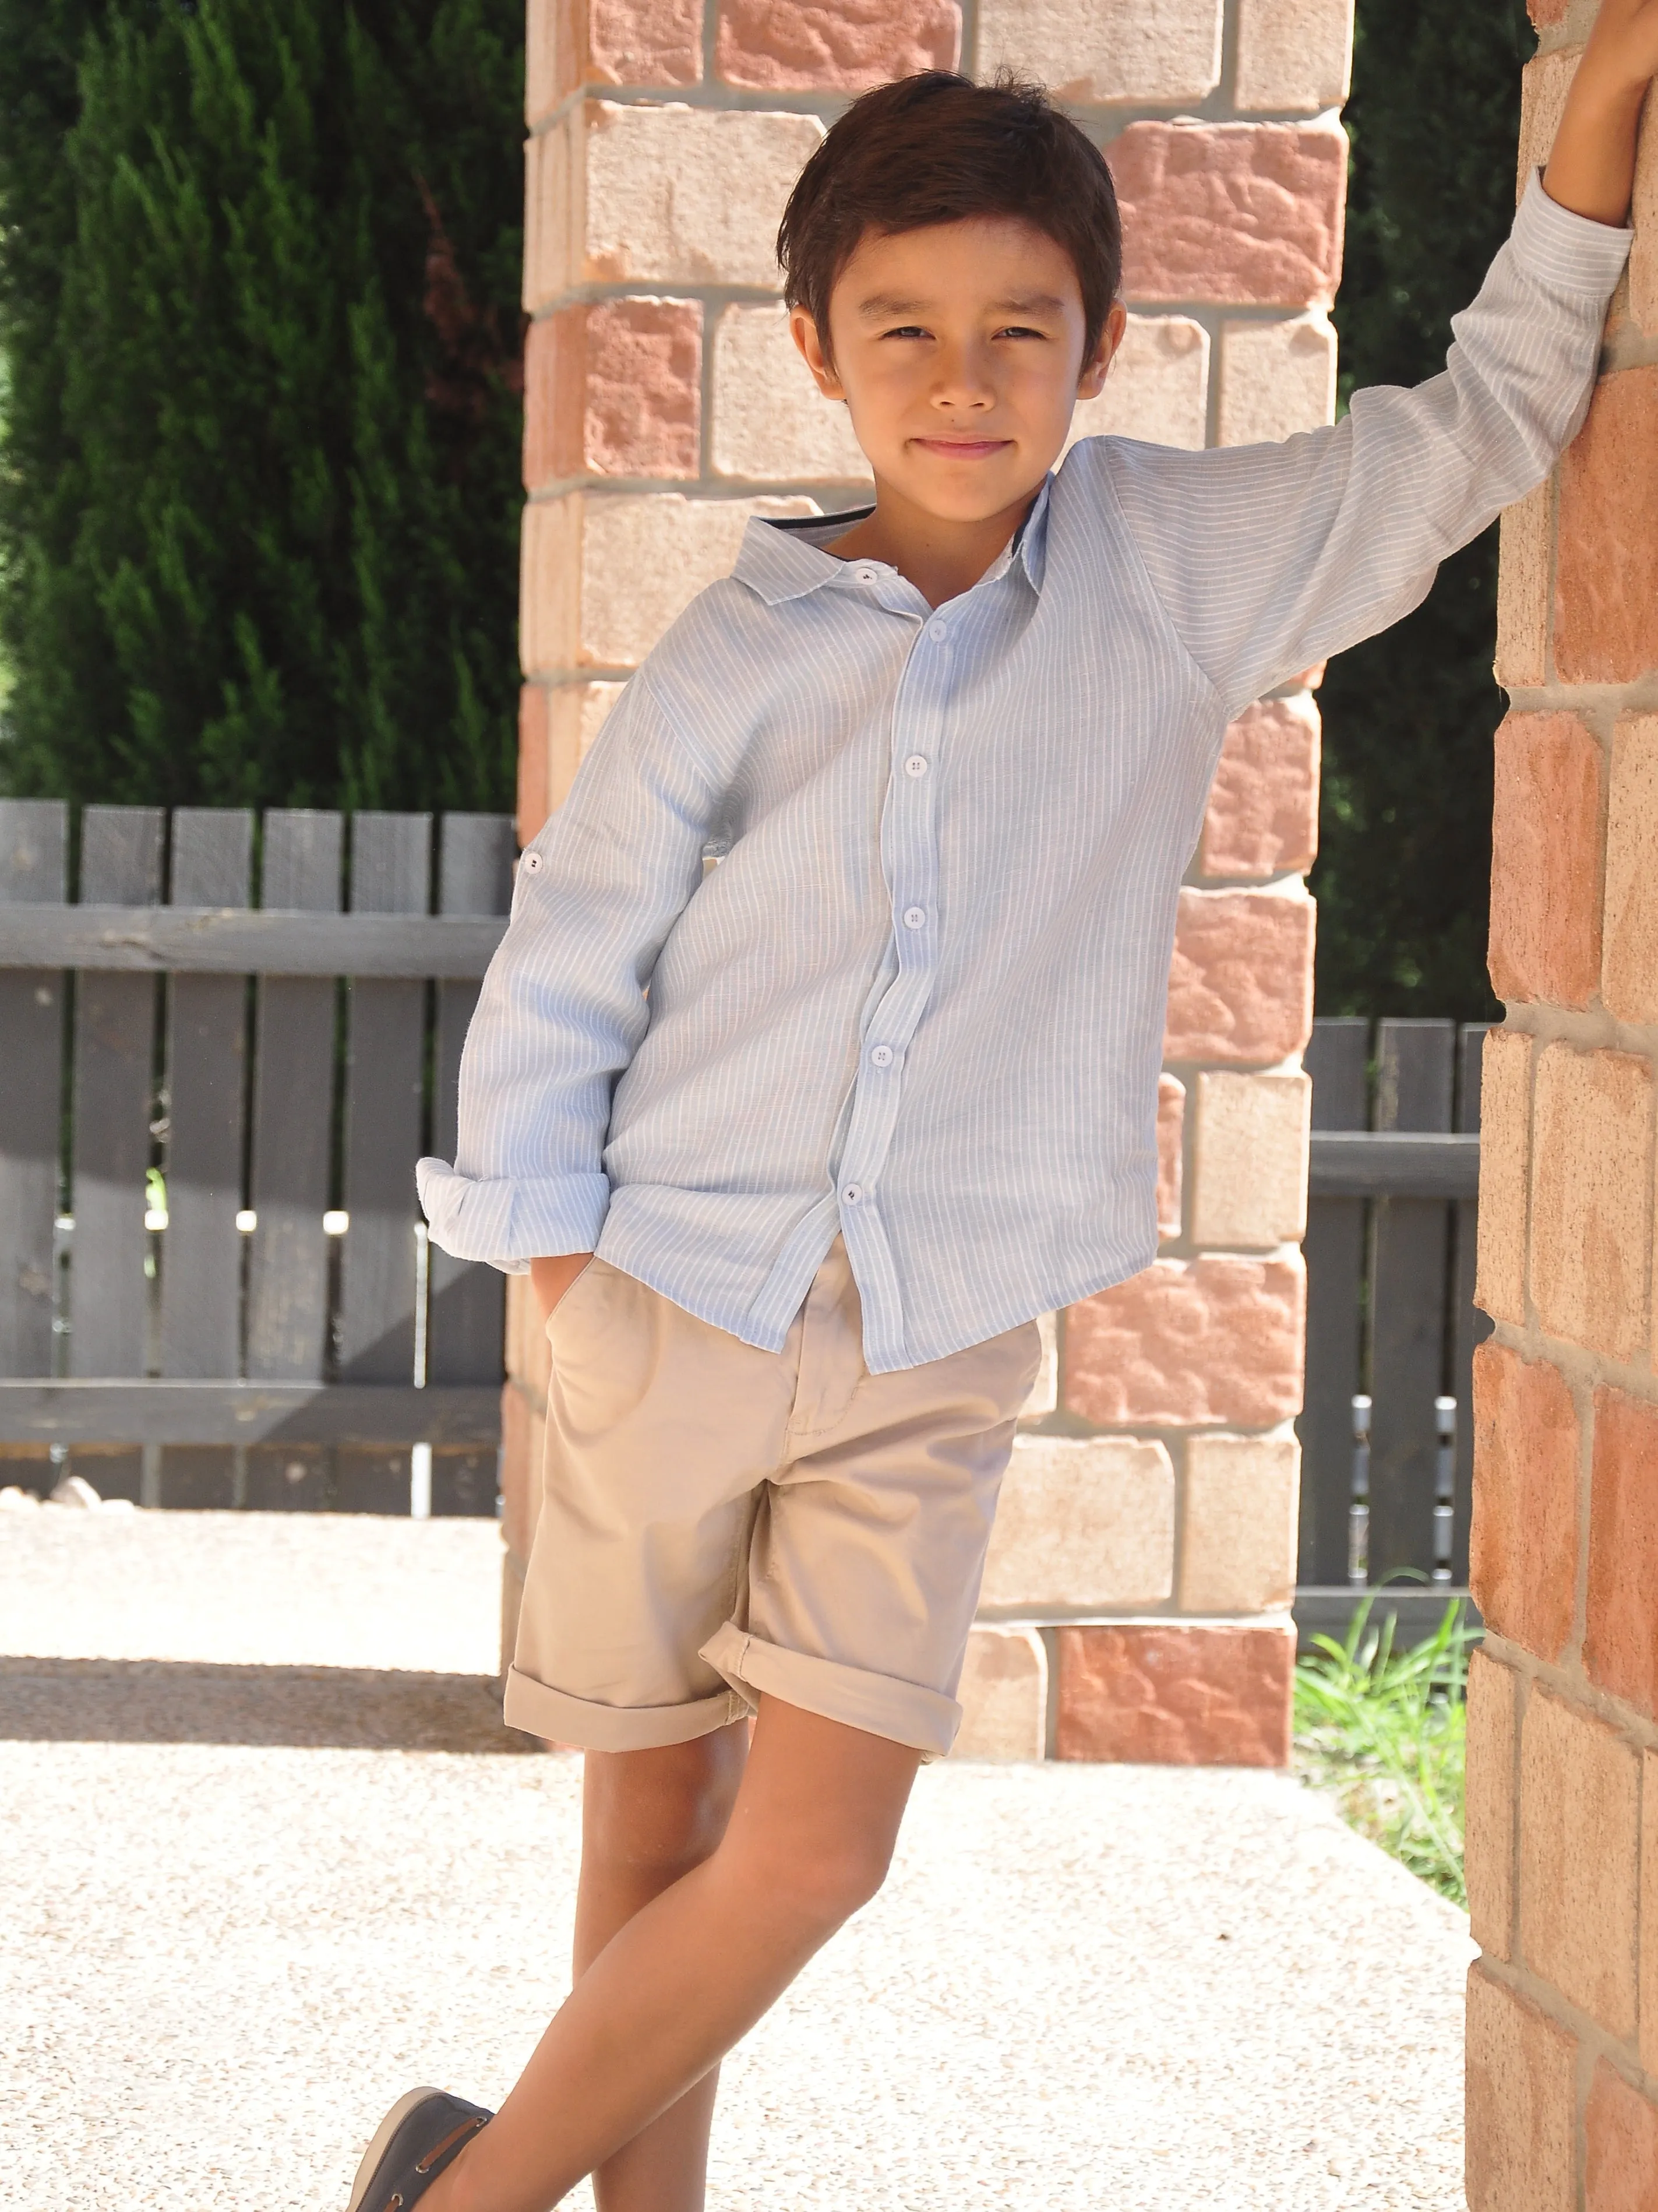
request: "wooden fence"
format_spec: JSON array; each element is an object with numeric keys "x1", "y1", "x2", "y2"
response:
[
  {"x1": 0, "y1": 801, "x2": 514, "y2": 1512},
  {"x1": 1297, "y1": 1016, "x2": 1490, "y2": 1630}
]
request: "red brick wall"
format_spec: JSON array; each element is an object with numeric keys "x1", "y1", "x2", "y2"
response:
[{"x1": 1466, "y1": 10, "x2": 1658, "y2": 2203}]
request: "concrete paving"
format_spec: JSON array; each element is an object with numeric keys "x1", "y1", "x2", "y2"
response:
[{"x1": 0, "y1": 1507, "x2": 1473, "y2": 2211}]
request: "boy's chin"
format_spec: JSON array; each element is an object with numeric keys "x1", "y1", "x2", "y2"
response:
[{"x1": 880, "y1": 463, "x2": 1053, "y2": 525}]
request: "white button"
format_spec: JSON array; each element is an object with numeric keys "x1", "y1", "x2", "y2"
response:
[
  {"x1": 521, "y1": 851, "x2": 542, "y2": 873},
  {"x1": 856, "y1": 566, "x2": 879, "y2": 585},
  {"x1": 870, "y1": 1044, "x2": 894, "y2": 1068},
  {"x1": 904, "y1": 754, "x2": 929, "y2": 778},
  {"x1": 929, "y1": 619, "x2": 950, "y2": 640},
  {"x1": 842, "y1": 1184, "x2": 864, "y2": 1205},
  {"x1": 902, "y1": 906, "x2": 926, "y2": 930}
]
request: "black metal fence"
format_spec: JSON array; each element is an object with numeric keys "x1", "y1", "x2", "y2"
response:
[
  {"x1": 1296, "y1": 1016, "x2": 1490, "y2": 1633},
  {"x1": 0, "y1": 800, "x2": 513, "y2": 1513}
]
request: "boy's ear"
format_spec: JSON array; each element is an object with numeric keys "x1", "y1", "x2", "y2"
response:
[
  {"x1": 1077, "y1": 300, "x2": 1129, "y2": 401},
  {"x1": 790, "y1": 305, "x2": 846, "y2": 400}
]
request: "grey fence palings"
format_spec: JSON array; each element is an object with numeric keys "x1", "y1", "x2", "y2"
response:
[
  {"x1": 160, "y1": 812, "x2": 253, "y2": 1380},
  {"x1": 0, "y1": 1381, "x2": 499, "y2": 1447},
  {"x1": 336, "y1": 813, "x2": 431, "y2": 1386},
  {"x1": 0, "y1": 802, "x2": 68, "y2": 1380},
  {"x1": 245, "y1": 813, "x2": 342, "y2": 1382},
  {"x1": 429, "y1": 815, "x2": 514, "y2": 1387},
  {"x1": 1366, "y1": 1019, "x2": 1456, "y2": 1585},
  {"x1": 1308, "y1": 1132, "x2": 1480, "y2": 1197},
  {"x1": 69, "y1": 809, "x2": 164, "y2": 1378},
  {"x1": 1297, "y1": 1017, "x2": 1368, "y2": 1587},
  {"x1": 1451, "y1": 1023, "x2": 1494, "y2": 1586},
  {"x1": 0, "y1": 906, "x2": 505, "y2": 975}
]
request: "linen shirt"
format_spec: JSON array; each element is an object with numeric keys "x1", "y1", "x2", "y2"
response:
[{"x1": 418, "y1": 177, "x2": 1630, "y2": 1373}]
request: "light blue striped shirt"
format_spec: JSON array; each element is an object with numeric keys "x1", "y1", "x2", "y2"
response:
[{"x1": 419, "y1": 178, "x2": 1629, "y2": 1373}]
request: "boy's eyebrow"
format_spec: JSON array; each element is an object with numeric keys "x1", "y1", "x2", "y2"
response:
[{"x1": 856, "y1": 290, "x2": 1070, "y2": 320}]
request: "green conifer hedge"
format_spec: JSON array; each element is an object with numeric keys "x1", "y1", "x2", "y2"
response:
[
  {"x1": 1313, "y1": 0, "x2": 1538, "y2": 1023},
  {"x1": 0, "y1": 0, "x2": 524, "y2": 815}
]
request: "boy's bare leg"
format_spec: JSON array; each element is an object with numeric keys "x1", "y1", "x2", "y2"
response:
[
  {"x1": 421, "y1": 1696, "x2": 921, "y2": 2212},
  {"x1": 576, "y1": 1726, "x2": 749, "y2": 2212}
]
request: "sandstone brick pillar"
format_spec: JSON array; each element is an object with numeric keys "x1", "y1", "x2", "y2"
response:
[
  {"x1": 1464, "y1": 10, "x2": 1658, "y2": 2206},
  {"x1": 506, "y1": 0, "x2": 1353, "y2": 1775}
]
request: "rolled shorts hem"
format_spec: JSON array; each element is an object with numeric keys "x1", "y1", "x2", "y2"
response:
[
  {"x1": 699, "y1": 1621, "x2": 961, "y2": 1760},
  {"x1": 503, "y1": 1665, "x2": 750, "y2": 1751}
]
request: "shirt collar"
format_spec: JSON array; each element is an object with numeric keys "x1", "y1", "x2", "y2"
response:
[{"x1": 733, "y1": 478, "x2": 1053, "y2": 608}]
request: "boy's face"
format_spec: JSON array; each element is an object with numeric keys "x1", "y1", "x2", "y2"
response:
[{"x1": 791, "y1": 217, "x2": 1126, "y2": 526}]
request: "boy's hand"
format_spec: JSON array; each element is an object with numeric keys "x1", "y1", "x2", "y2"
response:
[
  {"x1": 531, "y1": 1251, "x2": 595, "y2": 1322},
  {"x1": 1544, "y1": 0, "x2": 1658, "y2": 227}
]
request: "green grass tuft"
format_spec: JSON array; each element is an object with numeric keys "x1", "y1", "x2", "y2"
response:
[{"x1": 1293, "y1": 1594, "x2": 1477, "y2": 1907}]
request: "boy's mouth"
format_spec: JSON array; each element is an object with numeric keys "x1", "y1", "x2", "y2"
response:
[{"x1": 910, "y1": 436, "x2": 1013, "y2": 460}]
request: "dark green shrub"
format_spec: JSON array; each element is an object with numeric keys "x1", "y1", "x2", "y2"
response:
[{"x1": 0, "y1": 0, "x2": 524, "y2": 814}]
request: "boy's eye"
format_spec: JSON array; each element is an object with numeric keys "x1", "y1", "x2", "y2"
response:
[
  {"x1": 880, "y1": 324, "x2": 929, "y2": 340},
  {"x1": 996, "y1": 325, "x2": 1047, "y2": 341}
]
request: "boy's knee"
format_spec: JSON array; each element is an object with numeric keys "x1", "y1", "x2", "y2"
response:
[
  {"x1": 743, "y1": 1827, "x2": 897, "y2": 1938},
  {"x1": 584, "y1": 1727, "x2": 746, "y2": 1879}
]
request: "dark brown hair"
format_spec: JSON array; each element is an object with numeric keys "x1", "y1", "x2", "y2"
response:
[{"x1": 777, "y1": 72, "x2": 1122, "y2": 366}]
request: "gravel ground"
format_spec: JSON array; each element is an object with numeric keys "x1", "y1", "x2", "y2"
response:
[{"x1": 0, "y1": 1509, "x2": 1474, "y2": 2211}]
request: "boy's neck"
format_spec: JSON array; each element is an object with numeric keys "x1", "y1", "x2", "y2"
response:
[{"x1": 826, "y1": 477, "x2": 1046, "y2": 608}]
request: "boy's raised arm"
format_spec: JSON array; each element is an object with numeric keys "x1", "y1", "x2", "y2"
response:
[
  {"x1": 1099, "y1": 23, "x2": 1650, "y2": 720},
  {"x1": 1544, "y1": 0, "x2": 1658, "y2": 227},
  {"x1": 415, "y1": 671, "x2": 719, "y2": 1276}
]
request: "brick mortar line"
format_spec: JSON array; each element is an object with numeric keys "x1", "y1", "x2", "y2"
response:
[
  {"x1": 980, "y1": 1605, "x2": 1295, "y2": 1627},
  {"x1": 1603, "y1": 323, "x2": 1658, "y2": 372},
  {"x1": 1473, "y1": 1951, "x2": 1655, "y2": 2112},
  {"x1": 524, "y1": 471, "x2": 870, "y2": 501},
  {"x1": 1500, "y1": 1001, "x2": 1658, "y2": 1063},
  {"x1": 1485, "y1": 1625, "x2": 1658, "y2": 1757},
  {"x1": 1505, "y1": 675, "x2": 1658, "y2": 718},
  {"x1": 525, "y1": 286, "x2": 1335, "y2": 325}
]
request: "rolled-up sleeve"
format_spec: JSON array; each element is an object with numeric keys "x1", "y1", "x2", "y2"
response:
[
  {"x1": 416, "y1": 670, "x2": 719, "y2": 1273},
  {"x1": 1105, "y1": 171, "x2": 1633, "y2": 716}
]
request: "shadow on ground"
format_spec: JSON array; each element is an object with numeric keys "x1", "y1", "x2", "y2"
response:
[{"x1": 0, "y1": 1656, "x2": 542, "y2": 1753}]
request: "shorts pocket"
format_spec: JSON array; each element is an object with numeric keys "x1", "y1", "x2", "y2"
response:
[{"x1": 544, "y1": 1255, "x2": 599, "y2": 1332}]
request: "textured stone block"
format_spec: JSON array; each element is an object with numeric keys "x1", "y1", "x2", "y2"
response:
[
  {"x1": 1054, "y1": 1621, "x2": 1294, "y2": 1766},
  {"x1": 527, "y1": 0, "x2": 703, "y2": 117},
  {"x1": 1179, "y1": 1434, "x2": 1299, "y2": 1612},
  {"x1": 1587, "y1": 2063, "x2": 1658, "y2": 2212},
  {"x1": 1555, "y1": 368, "x2": 1658, "y2": 684},
  {"x1": 1164, "y1": 887, "x2": 1315, "y2": 1063},
  {"x1": 1110, "y1": 119, "x2": 1349, "y2": 308},
  {"x1": 1020, "y1": 1311, "x2": 1058, "y2": 1420},
  {"x1": 1474, "y1": 1028, "x2": 1530, "y2": 1327},
  {"x1": 1488, "y1": 711, "x2": 1605, "y2": 1008},
  {"x1": 1495, "y1": 480, "x2": 1553, "y2": 691},
  {"x1": 1064, "y1": 1254, "x2": 1304, "y2": 1427},
  {"x1": 718, "y1": 0, "x2": 960, "y2": 89},
  {"x1": 585, "y1": 102, "x2": 826, "y2": 288},
  {"x1": 1632, "y1": 93, "x2": 1658, "y2": 334},
  {"x1": 524, "y1": 300, "x2": 702, "y2": 487},
  {"x1": 1156, "y1": 1073, "x2": 1185, "y2": 1239},
  {"x1": 1465, "y1": 1965, "x2": 1575, "y2": 2212},
  {"x1": 1531, "y1": 1045, "x2": 1653, "y2": 1364},
  {"x1": 952, "y1": 1626, "x2": 1048, "y2": 1760},
  {"x1": 1066, "y1": 315, "x2": 1209, "y2": 453},
  {"x1": 1518, "y1": 49, "x2": 1579, "y2": 192},
  {"x1": 977, "y1": 0, "x2": 1222, "y2": 105},
  {"x1": 711, "y1": 305, "x2": 873, "y2": 483},
  {"x1": 522, "y1": 492, "x2": 816, "y2": 674},
  {"x1": 1198, "y1": 696, "x2": 1321, "y2": 878},
  {"x1": 1234, "y1": 0, "x2": 1353, "y2": 113},
  {"x1": 1465, "y1": 1650, "x2": 1518, "y2": 1962},
  {"x1": 1216, "y1": 316, "x2": 1337, "y2": 446},
  {"x1": 1586, "y1": 1387, "x2": 1658, "y2": 1718},
  {"x1": 1643, "y1": 1751, "x2": 1658, "y2": 2076},
  {"x1": 1188, "y1": 1070, "x2": 1310, "y2": 1247},
  {"x1": 524, "y1": 112, "x2": 582, "y2": 312},
  {"x1": 1469, "y1": 1343, "x2": 1578, "y2": 1665},
  {"x1": 1520, "y1": 1688, "x2": 1640, "y2": 2038},
  {"x1": 519, "y1": 680, "x2": 625, "y2": 841},
  {"x1": 981, "y1": 1436, "x2": 1175, "y2": 1609},
  {"x1": 1526, "y1": 0, "x2": 1568, "y2": 25},
  {"x1": 1603, "y1": 716, "x2": 1658, "y2": 1023}
]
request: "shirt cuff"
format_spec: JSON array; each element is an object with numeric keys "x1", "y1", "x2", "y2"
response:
[
  {"x1": 1514, "y1": 165, "x2": 1634, "y2": 296},
  {"x1": 415, "y1": 1157, "x2": 611, "y2": 1273}
]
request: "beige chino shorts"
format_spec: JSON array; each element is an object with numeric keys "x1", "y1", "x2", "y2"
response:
[{"x1": 503, "y1": 1234, "x2": 1042, "y2": 1760}]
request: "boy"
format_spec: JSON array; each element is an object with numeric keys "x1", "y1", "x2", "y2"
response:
[{"x1": 352, "y1": 15, "x2": 1655, "y2": 2210}]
